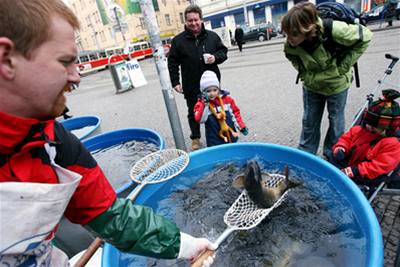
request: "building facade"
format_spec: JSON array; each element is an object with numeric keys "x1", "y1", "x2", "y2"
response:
[
  {"x1": 197, "y1": 0, "x2": 370, "y2": 32},
  {"x1": 69, "y1": 0, "x2": 190, "y2": 51}
]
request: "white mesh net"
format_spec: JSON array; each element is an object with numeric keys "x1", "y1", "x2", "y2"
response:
[
  {"x1": 130, "y1": 149, "x2": 189, "y2": 184},
  {"x1": 224, "y1": 174, "x2": 289, "y2": 230}
]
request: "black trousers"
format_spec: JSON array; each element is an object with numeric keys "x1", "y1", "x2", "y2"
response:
[
  {"x1": 185, "y1": 95, "x2": 201, "y2": 140},
  {"x1": 237, "y1": 41, "x2": 243, "y2": 52}
]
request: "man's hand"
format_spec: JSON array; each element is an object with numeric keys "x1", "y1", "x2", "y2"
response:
[
  {"x1": 174, "y1": 84, "x2": 183, "y2": 94},
  {"x1": 205, "y1": 55, "x2": 215, "y2": 64},
  {"x1": 178, "y1": 232, "x2": 217, "y2": 267}
]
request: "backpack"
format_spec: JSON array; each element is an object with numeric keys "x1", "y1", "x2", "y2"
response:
[
  {"x1": 316, "y1": 2, "x2": 364, "y2": 25},
  {"x1": 316, "y1": 2, "x2": 365, "y2": 87}
]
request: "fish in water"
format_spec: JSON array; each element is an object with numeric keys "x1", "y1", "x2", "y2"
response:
[{"x1": 233, "y1": 160, "x2": 299, "y2": 208}]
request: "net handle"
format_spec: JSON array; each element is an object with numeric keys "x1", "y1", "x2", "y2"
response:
[
  {"x1": 191, "y1": 189, "x2": 291, "y2": 267},
  {"x1": 191, "y1": 250, "x2": 215, "y2": 267}
]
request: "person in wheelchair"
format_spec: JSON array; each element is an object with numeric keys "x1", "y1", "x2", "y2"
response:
[{"x1": 331, "y1": 89, "x2": 400, "y2": 187}]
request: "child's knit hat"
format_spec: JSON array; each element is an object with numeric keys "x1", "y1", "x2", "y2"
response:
[
  {"x1": 200, "y1": 71, "x2": 220, "y2": 92},
  {"x1": 363, "y1": 89, "x2": 400, "y2": 132}
]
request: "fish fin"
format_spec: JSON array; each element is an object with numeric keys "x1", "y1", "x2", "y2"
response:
[
  {"x1": 284, "y1": 165, "x2": 289, "y2": 181},
  {"x1": 232, "y1": 175, "x2": 245, "y2": 188}
]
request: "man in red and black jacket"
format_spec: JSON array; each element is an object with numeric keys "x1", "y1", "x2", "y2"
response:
[{"x1": 0, "y1": 1, "x2": 215, "y2": 266}]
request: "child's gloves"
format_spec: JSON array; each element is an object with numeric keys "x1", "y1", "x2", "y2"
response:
[
  {"x1": 341, "y1": 166, "x2": 359, "y2": 178},
  {"x1": 240, "y1": 127, "x2": 249, "y2": 136},
  {"x1": 333, "y1": 147, "x2": 346, "y2": 162},
  {"x1": 201, "y1": 92, "x2": 209, "y2": 103}
]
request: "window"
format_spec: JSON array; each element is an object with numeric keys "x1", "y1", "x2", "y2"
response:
[
  {"x1": 79, "y1": 55, "x2": 89, "y2": 62},
  {"x1": 106, "y1": 50, "x2": 114, "y2": 57},
  {"x1": 165, "y1": 14, "x2": 171, "y2": 26},
  {"x1": 85, "y1": 16, "x2": 91, "y2": 28},
  {"x1": 141, "y1": 43, "x2": 149, "y2": 49},
  {"x1": 179, "y1": 12, "x2": 184, "y2": 24},
  {"x1": 100, "y1": 31, "x2": 106, "y2": 42},
  {"x1": 139, "y1": 17, "x2": 145, "y2": 29},
  {"x1": 99, "y1": 51, "x2": 107, "y2": 58},
  {"x1": 89, "y1": 53, "x2": 98, "y2": 60}
]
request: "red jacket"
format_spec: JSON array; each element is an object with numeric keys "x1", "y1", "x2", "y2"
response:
[
  {"x1": 0, "y1": 112, "x2": 116, "y2": 227},
  {"x1": 194, "y1": 91, "x2": 246, "y2": 146},
  {"x1": 333, "y1": 125, "x2": 400, "y2": 179}
]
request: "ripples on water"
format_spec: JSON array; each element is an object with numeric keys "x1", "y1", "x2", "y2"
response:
[
  {"x1": 92, "y1": 140, "x2": 159, "y2": 191},
  {"x1": 119, "y1": 160, "x2": 367, "y2": 267}
]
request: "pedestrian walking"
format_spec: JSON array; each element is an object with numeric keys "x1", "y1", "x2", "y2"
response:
[
  {"x1": 385, "y1": 0, "x2": 397, "y2": 27},
  {"x1": 234, "y1": 25, "x2": 244, "y2": 52},
  {"x1": 194, "y1": 71, "x2": 248, "y2": 147},
  {"x1": 168, "y1": 4, "x2": 228, "y2": 151},
  {"x1": 281, "y1": 2, "x2": 372, "y2": 160},
  {"x1": 0, "y1": 1, "x2": 216, "y2": 266}
]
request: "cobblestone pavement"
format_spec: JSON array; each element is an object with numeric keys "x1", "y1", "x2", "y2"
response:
[{"x1": 67, "y1": 26, "x2": 400, "y2": 266}]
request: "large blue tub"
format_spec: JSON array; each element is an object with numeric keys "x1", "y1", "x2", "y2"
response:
[
  {"x1": 55, "y1": 128, "x2": 165, "y2": 258},
  {"x1": 60, "y1": 115, "x2": 101, "y2": 140},
  {"x1": 102, "y1": 143, "x2": 383, "y2": 267}
]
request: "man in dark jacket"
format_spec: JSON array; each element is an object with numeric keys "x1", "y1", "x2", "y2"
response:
[
  {"x1": 234, "y1": 25, "x2": 244, "y2": 52},
  {"x1": 168, "y1": 4, "x2": 228, "y2": 151}
]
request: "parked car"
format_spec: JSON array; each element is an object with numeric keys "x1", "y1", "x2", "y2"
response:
[
  {"x1": 241, "y1": 23, "x2": 278, "y2": 42},
  {"x1": 360, "y1": 2, "x2": 400, "y2": 24}
]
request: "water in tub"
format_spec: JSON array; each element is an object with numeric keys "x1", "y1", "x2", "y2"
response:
[
  {"x1": 92, "y1": 140, "x2": 159, "y2": 191},
  {"x1": 117, "y1": 160, "x2": 367, "y2": 267}
]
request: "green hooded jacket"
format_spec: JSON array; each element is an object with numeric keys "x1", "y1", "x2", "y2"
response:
[
  {"x1": 284, "y1": 18, "x2": 373, "y2": 96},
  {"x1": 86, "y1": 198, "x2": 181, "y2": 259}
]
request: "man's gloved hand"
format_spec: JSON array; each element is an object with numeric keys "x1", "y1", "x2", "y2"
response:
[
  {"x1": 178, "y1": 232, "x2": 217, "y2": 267},
  {"x1": 240, "y1": 127, "x2": 249, "y2": 136},
  {"x1": 341, "y1": 166, "x2": 359, "y2": 178},
  {"x1": 333, "y1": 147, "x2": 346, "y2": 162}
]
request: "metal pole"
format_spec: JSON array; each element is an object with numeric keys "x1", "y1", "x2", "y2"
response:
[
  {"x1": 243, "y1": 0, "x2": 248, "y2": 25},
  {"x1": 114, "y1": 6, "x2": 126, "y2": 42},
  {"x1": 138, "y1": 0, "x2": 187, "y2": 151}
]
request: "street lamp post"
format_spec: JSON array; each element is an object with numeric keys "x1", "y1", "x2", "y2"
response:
[{"x1": 113, "y1": 6, "x2": 126, "y2": 42}]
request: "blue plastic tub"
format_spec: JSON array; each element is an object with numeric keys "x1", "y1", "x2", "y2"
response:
[
  {"x1": 102, "y1": 142, "x2": 383, "y2": 267},
  {"x1": 60, "y1": 115, "x2": 101, "y2": 140},
  {"x1": 83, "y1": 128, "x2": 165, "y2": 195}
]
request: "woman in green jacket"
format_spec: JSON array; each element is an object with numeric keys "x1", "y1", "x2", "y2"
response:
[{"x1": 281, "y1": 2, "x2": 372, "y2": 160}]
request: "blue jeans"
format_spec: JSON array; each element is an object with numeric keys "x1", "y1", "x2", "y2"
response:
[{"x1": 298, "y1": 87, "x2": 348, "y2": 159}]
